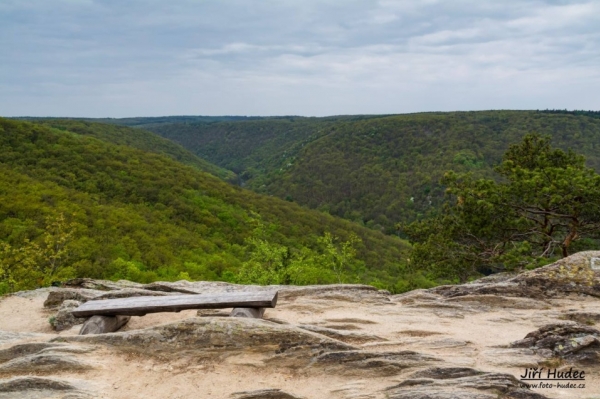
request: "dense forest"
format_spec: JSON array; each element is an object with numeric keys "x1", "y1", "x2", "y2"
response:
[
  {"x1": 35, "y1": 119, "x2": 237, "y2": 182},
  {"x1": 0, "y1": 118, "x2": 413, "y2": 294},
  {"x1": 4, "y1": 111, "x2": 599, "y2": 295},
  {"x1": 141, "y1": 111, "x2": 600, "y2": 233}
]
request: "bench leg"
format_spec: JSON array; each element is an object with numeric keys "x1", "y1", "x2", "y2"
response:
[
  {"x1": 79, "y1": 315, "x2": 131, "y2": 335},
  {"x1": 229, "y1": 307, "x2": 265, "y2": 319}
]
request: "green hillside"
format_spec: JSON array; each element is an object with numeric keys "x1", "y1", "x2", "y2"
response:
[
  {"x1": 35, "y1": 119, "x2": 237, "y2": 182},
  {"x1": 144, "y1": 111, "x2": 600, "y2": 233},
  {"x1": 0, "y1": 118, "x2": 412, "y2": 294},
  {"x1": 18, "y1": 116, "x2": 269, "y2": 129}
]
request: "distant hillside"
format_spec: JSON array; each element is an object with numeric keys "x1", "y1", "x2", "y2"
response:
[
  {"x1": 0, "y1": 118, "x2": 411, "y2": 294},
  {"x1": 29, "y1": 119, "x2": 237, "y2": 182},
  {"x1": 17, "y1": 116, "x2": 270, "y2": 129},
  {"x1": 143, "y1": 111, "x2": 600, "y2": 233}
]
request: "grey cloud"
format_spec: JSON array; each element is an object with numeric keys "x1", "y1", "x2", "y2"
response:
[{"x1": 0, "y1": 0, "x2": 599, "y2": 116}]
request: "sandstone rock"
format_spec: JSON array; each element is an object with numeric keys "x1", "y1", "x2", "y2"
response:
[
  {"x1": 511, "y1": 322, "x2": 600, "y2": 363},
  {"x1": 230, "y1": 308, "x2": 265, "y2": 318},
  {"x1": 4, "y1": 253, "x2": 600, "y2": 398},
  {"x1": 559, "y1": 311, "x2": 600, "y2": 325},
  {"x1": 52, "y1": 300, "x2": 86, "y2": 332},
  {"x1": 231, "y1": 389, "x2": 305, "y2": 399},
  {"x1": 385, "y1": 368, "x2": 549, "y2": 399},
  {"x1": 55, "y1": 317, "x2": 353, "y2": 368},
  {"x1": 43, "y1": 289, "x2": 104, "y2": 308},
  {"x1": 319, "y1": 323, "x2": 361, "y2": 330},
  {"x1": 44, "y1": 287, "x2": 176, "y2": 309},
  {"x1": 410, "y1": 367, "x2": 485, "y2": 379},
  {"x1": 0, "y1": 332, "x2": 47, "y2": 346},
  {"x1": 0, "y1": 377, "x2": 93, "y2": 399},
  {"x1": 0, "y1": 353, "x2": 93, "y2": 374},
  {"x1": 0, "y1": 343, "x2": 68, "y2": 363},
  {"x1": 93, "y1": 288, "x2": 174, "y2": 300},
  {"x1": 278, "y1": 284, "x2": 377, "y2": 296},
  {"x1": 444, "y1": 295, "x2": 549, "y2": 310},
  {"x1": 323, "y1": 318, "x2": 377, "y2": 325},
  {"x1": 391, "y1": 289, "x2": 441, "y2": 304},
  {"x1": 79, "y1": 315, "x2": 131, "y2": 335},
  {"x1": 479, "y1": 348, "x2": 541, "y2": 368},
  {"x1": 297, "y1": 324, "x2": 385, "y2": 344},
  {"x1": 65, "y1": 277, "x2": 143, "y2": 291},
  {"x1": 313, "y1": 350, "x2": 441, "y2": 376},
  {"x1": 510, "y1": 251, "x2": 600, "y2": 298},
  {"x1": 0, "y1": 376, "x2": 76, "y2": 391},
  {"x1": 430, "y1": 251, "x2": 600, "y2": 300},
  {"x1": 143, "y1": 280, "x2": 272, "y2": 295},
  {"x1": 141, "y1": 281, "x2": 204, "y2": 294},
  {"x1": 197, "y1": 309, "x2": 231, "y2": 317}
]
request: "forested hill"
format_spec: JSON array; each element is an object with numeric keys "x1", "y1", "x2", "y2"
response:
[
  {"x1": 0, "y1": 118, "x2": 412, "y2": 294},
  {"x1": 141, "y1": 110, "x2": 600, "y2": 233},
  {"x1": 34, "y1": 119, "x2": 237, "y2": 182}
]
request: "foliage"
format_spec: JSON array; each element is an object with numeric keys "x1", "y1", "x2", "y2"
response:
[
  {"x1": 141, "y1": 111, "x2": 600, "y2": 233},
  {"x1": 403, "y1": 134, "x2": 600, "y2": 283},
  {"x1": 0, "y1": 214, "x2": 76, "y2": 294},
  {"x1": 0, "y1": 118, "x2": 411, "y2": 293},
  {"x1": 36, "y1": 119, "x2": 237, "y2": 182},
  {"x1": 235, "y1": 224, "x2": 364, "y2": 285}
]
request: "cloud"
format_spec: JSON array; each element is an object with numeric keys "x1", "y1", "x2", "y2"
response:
[{"x1": 0, "y1": 0, "x2": 599, "y2": 116}]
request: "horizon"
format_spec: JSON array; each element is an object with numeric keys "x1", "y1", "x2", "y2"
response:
[{"x1": 7, "y1": 108, "x2": 600, "y2": 120}]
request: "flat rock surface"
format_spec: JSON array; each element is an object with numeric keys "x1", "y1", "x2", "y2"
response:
[{"x1": 1, "y1": 251, "x2": 600, "y2": 398}]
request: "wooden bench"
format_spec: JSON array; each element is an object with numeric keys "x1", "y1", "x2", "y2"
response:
[{"x1": 71, "y1": 291, "x2": 278, "y2": 335}]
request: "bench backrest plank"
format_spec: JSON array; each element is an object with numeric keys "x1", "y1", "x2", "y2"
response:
[{"x1": 71, "y1": 291, "x2": 278, "y2": 317}]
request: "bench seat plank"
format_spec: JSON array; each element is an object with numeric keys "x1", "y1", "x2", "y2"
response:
[{"x1": 71, "y1": 292, "x2": 278, "y2": 317}]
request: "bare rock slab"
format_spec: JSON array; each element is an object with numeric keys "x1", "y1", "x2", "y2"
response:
[
  {"x1": 0, "y1": 377, "x2": 94, "y2": 399},
  {"x1": 231, "y1": 389, "x2": 305, "y2": 399},
  {"x1": 52, "y1": 300, "x2": 86, "y2": 332},
  {"x1": 297, "y1": 324, "x2": 385, "y2": 344},
  {"x1": 385, "y1": 367, "x2": 550, "y2": 399},
  {"x1": 55, "y1": 317, "x2": 354, "y2": 368},
  {"x1": 511, "y1": 322, "x2": 600, "y2": 363},
  {"x1": 0, "y1": 343, "x2": 69, "y2": 363},
  {"x1": 313, "y1": 350, "x2": 442, "y2": 376},
  {"x1": 0, "y1": 376, "x2": 76, "y2": 392},
  {"x1": 431, "y1": 251, "x2": 600, "y2": 300},
  {"x1": 0, "y1": 353, "x2": 93, "y2": 374}
]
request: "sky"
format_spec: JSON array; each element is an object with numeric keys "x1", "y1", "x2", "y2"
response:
[{"x1": 1, "y1": 0, "x2": 599, "y2": 117}]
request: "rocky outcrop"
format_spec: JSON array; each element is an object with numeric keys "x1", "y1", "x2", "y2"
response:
[
  {"x1": 0, "y1": 343, "x2": 70, "y2": 363},
  {"x1": 51, "y1": 300, "x2": 86, "y2": 331},
  {"x1": 55, "y1": 317, "x2": 354, "y2": 367},
  {"x1": 231, "y1": 389, "x2": 305, "y2": 399},
  {"x1": 0, "y1": 353, "x2": 93, "y2": 374},
  {"x1": 297, "y1": 324, "x2": 385, "y2": 344},
  {"x1": 43, "y1": 289, "x2": 104, "y2": 308},
  {"x1": 429, "y1": 251, "x2": 600, "y2": 299},
  {"x1": 313, "y1": 350, "x2": 442, "y2": 376},
  {"x1": 3, "y1": 251, "x2": 600, "y2": 398},
  {"x1": 0, "y1": 340, "x2": 96, "y2": 397},
  {"x1": 0, "y1": 377, "x2": 93, "y2": 399},
  {"x1": 511, "y1": 323, "x2": 600, "y2": 363},
  {"x1": 385, "y1": 367, "x2": 549, "y2": 399},
  {"x1": 559, "y1": 310, "x2": 600, "y2": 325},
  {"x1": 44, "y1": 287, "x2": 175, "y2": 309}
]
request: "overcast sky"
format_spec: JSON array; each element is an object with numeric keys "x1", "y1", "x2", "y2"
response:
[{"x1": 1, "y1": 0, "x2": 599, "y2": 117}]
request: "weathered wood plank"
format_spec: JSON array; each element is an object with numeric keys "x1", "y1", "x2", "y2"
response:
[
  {"x1": 71, "y1": 292, "x2": 278, "y2": 317},
  {"x1": 79, "y1": 315, "x2": 131, "y2": 335}
]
